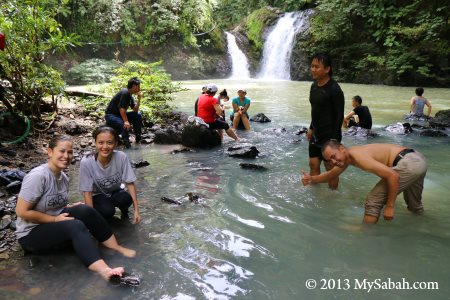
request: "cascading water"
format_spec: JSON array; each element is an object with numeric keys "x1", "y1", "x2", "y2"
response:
[
  {"x1": 258, "y1": 10, "x2": 312, "y2": 80},
  {"x1": 225, "y1": 32, "x2": 251, "y2": 79}
]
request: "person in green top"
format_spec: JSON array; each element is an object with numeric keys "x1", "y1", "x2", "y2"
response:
[{"x1": 230, "y1": 88, "x2": 251, "y2": 130}]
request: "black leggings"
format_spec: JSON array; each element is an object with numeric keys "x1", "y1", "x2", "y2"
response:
[
  {"x1": 18, "y1": 205, "x2": 113, "y2": 267},
  {"x1": 93, "y1": 189, "x2": 132, "y2": 220}
]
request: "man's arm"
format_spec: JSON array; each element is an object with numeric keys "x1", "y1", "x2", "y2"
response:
[
  {"x1": 301, "y1": 165, "x2": 347, "y2": 185},
  {"x1": 119, "y1": 108, "x2": 131, "y2": 130},
  {"x1": 213, "y1": 103, "x2": 224, "y2": 115},
  {"x1": 425, "y1": 99, "x2": 432, "y2": 116},
  {"x1": 132, "y1": 92, "x2": 142, "y2": 113},
  {"x1": 410, "y1": 97, "x2": 415, "y2": 113}
]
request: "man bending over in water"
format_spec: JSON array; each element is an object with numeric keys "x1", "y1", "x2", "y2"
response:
[{"x1": 301, "y1": 140, "x2": 427, "y2": 224}]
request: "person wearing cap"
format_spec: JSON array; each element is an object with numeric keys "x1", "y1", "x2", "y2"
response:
[
  {"x1": 230, "y1": 88, "x2": 251, "y2": 130},
  {"x1": 105, "y1": 77, "x2": 142, "y2": 149},
  {"x1": 301, "y1": 140, "x2": 427, "y2": 224},
  {"x1": 197, "y1": 83, "x2": 239, "y2": 141}
]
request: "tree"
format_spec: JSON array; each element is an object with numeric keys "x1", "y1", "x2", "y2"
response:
[{"x1": 0, "y1": 0, "x2": 79, "y2": 117}]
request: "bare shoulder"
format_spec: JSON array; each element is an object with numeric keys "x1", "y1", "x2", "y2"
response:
[{"x1": 348, "y1": 144, "x2": 405, "y2": 167}]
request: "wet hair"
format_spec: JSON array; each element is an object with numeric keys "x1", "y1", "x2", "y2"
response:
[
  {"x1": 127, "y1": 77, "x2": 141, "y2": 89},
  {"x1": 352, "y1": 95, "x2": 362, "y2": 105},
  {"x1": 321, "y1": 139, "x2": 342, "y2": 154},
  {"x1": 219, "y1": 89, "x2": 228, "y2": 98},
  {"x1": 311, "y1": 53, "x2": 333, "y2": 77},
  {"x1": 93, "y1": 126, "x2": 119, "y2": 143},
  {"x1": 48, "y1": 135, "x2": 73, "y2": 149},
  {"x1": 415, "y1": 87, "x2": 424, "y2": 96}
]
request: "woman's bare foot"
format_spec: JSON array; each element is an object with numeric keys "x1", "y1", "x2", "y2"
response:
[
  {"x1": 116, "y1": 246, "x2": 136, "y2": 258},
  {"x1": 100, "y1": 267, "x2": 125, "y2": 280}
]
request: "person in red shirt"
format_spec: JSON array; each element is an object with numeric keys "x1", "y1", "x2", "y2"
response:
[{"x1": 197, "y1": 83, "x2": 239, "y2": 141}]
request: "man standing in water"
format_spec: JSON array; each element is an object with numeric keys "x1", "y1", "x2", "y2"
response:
[
  {"x1": 306, "y1": 53, "x2": 345, "y2": 189},
  {"x1": 301, "y1": 140, "x2": 427, "y2": 224}
]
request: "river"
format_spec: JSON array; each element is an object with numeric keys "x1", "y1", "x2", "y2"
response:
[{"x1": 1, "y1": 79, "x2": 449, "y2": 300}]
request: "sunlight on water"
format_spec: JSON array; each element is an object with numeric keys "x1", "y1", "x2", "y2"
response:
[{"x1": 2, "y1": 79, "x2": 449, "y2": 300}]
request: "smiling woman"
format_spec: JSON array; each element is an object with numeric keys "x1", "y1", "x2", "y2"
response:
[
  {"x1": 14, "y1": 135, "x2": 133, "y2": 280},
  {"x1": 78, "y1": 126, "x2": 141, "y2": 224}
]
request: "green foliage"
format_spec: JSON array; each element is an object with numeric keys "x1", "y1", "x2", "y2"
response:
[
  {"x1": 66, "y1": 59, "x2": 120, "y2": 85},
  {"x1": 245, "y1": 8, "x2": 278, "y2": 51},
  {"x1": 303, "y1": 0, "x2": 450, "y2": 85},
  {"x1": 100, "y1": 61, "x2": 184, "y2": 124},
  {"x1": 0, "y1": 0, "x2": 80, "y2": 117}
]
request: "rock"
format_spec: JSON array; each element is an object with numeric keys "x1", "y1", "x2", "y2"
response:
[
  {"x1": 5, "y1": 181, "x2": 21, "y2": 193},
  {"x1": 429, "y1": 109, "x2": 450, "y2": 128},
  {"x1": 140, "y1": 138, "x2": 154, "y2": 144},
  {"x1": 171, "y1": 147, "x2": 193, "y2": 154},
  {"x1": 295, "y1": 127, "x2": 308, "y2": 135},
  {"x1": 0, "y1": 147, "x2": 16, "y2": 157},
  {"x1": 154, "y1": 127, "x2": 182, "y2": 144},
  {"x1": 132, "y1": 160, "x2": 150, "y2": 168},
  {"x1": 263, "y1": 127, "x2": 287, "y2": 134},
  {"x1": 343, "y1": 126, "x2": 378, "y2": 137},
  {"x1": 227, "y1": 143, "x2": 259, "y2": 158},
  {"x1": 0, "y1": 252, "x2": 9, "y2": 260},
  {"x1": 239, "y1": 163, "x2": 267, "y2": 170},
  {"x1": 384, "y1": 123, "x2": 412, "y2": 135},
  {"x1": 161, "y1": 197, "x2": 182, "y2": 205},
  {"x1": 250, "y1": 113, "x2": 271, "y2": 123},
  {"x1": 181, "y1": 124, "x2": 221, "y2": 148},
  {"x1": 418, "y1": 130, "x2": 448, "y2": 137},
  {"x1": 0, "y1": 215, "x2": 12, "y2": 230}
]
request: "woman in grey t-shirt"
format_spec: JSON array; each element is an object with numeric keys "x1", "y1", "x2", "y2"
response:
[
  {"x1": 79, "y1": 126, "x2": 141, "y2": 224},
  {"x1": 15, "y1": 135, "x2": 135, "y2": 280}
]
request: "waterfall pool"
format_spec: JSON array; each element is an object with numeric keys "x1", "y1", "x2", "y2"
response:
[{"x1": 1, "y1": 79, "x2": 449, "y2": 300}]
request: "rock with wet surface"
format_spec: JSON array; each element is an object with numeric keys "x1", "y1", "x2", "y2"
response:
[
  {"x1": 250, "y1": 113, "x2": 271, "y2": 123},
  {"x1": 227, "y1": 143, "x2": 259, "y2": 158},
  {"x1": 239, "y1": 163, "x2": 267, "y2": 171}
]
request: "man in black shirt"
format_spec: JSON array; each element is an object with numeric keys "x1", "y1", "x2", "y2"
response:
[
  {"x1": 105, "y1": 77, "x2": 142, "y2": 148},
  {"x1": 343, "y1": 95, "x2": 372, "y2": 129},
  {"x1": 306, "y1": 53, "x2": 345, "y2": 189}
]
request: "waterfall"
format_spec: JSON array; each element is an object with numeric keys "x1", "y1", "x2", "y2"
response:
[
  {"x1": 225, "y1": 32, "x2": 251, "y2": 79},
  {"x1": 258, "y1": 10, "x2": 312, "y2": 80}
]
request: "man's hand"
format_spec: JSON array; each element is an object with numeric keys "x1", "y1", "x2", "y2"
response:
[
  {"x1": 134, "y1": 209, "x2": 141, "y2": 224},
  {"x1": 301, "y1": 170, "x2": 312, "y2": 186},
  {"x1": 66, "y1": 201, "x2": 83, "y2": 207},
  {"x1": 123, "y1": 120, "x2": 131, "y2": 130},
  {"x1": 383, "y1": 206, "x2": 395, "y2": 221},
  {"x1": 137, "y1": 91, "x2": 142, "y2": 101}
]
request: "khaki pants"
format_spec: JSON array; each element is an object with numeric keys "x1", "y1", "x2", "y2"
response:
[{"x1": 365, "y1": 151, "x2": 427, "y2": 217}]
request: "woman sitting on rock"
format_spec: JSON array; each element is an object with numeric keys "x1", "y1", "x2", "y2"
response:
[
  {"x1": 230, "y1": 88, "x2": 251, "y2": 130},
  {"x1": 197, "y1": 83, "x2": 239, "y2": 141},
  {"x1": 15, "y1": 135, "x2": 135, "y2": 280},
  {"x1": 78, "y1": 126, "x2": 141, "y2": 223}
]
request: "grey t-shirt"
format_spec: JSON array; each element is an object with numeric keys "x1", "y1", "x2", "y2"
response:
[
  {"x1": 78, "y1": 150, "x2": 137, "y2": 197},
  {"x1": 15, "y1": 164, "x2": 69, "y2": 239}
]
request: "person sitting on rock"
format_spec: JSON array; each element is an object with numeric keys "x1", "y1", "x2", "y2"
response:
[
  {"x1": 105, "y1": 77, "x2": 142, "y2": 148},
  {"x1": 410, "y1": 87, "x2": 432, "y2": 117},
  {"x1": 15, "y1": 135, "x2": 135, "y2": 281},
  {"x1": 343, "y1": 95, "x2": 372, "y2": 129},
  {"x1": 197, "y1": 83, "x2": 239, "y2": 141},
  {"x1": 230, "y1": 88, "x2": 251, "y2": 130},
  {"x1": 78, "y1": 126, "x2": 141, "y2": 223}
]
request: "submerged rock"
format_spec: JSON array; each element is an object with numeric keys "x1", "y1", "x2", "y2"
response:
[
  {"x1": 227, "y1": 143, "x2": 259, "y2": 158},
  {"x1": 250, "y1": 113, "x2": 271, "y2": 123},
  {"x1": 429, "y1": 109, "x2": 450, "y2": 128},
  {"x1": 131, "y1": 160, "x2": 150, "y2": 168},
  {"x1": 239, "y1": 163, "x2": 267, "y2": 171},
  {"x1": 418, "y1": 129, "x2": 448, "y2": 137}
]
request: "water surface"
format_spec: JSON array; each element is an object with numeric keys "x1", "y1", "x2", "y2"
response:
[{"x1": 1, "y1": 79, "x2": 449, "y2": 300}]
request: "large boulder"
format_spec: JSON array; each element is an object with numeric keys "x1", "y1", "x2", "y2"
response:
[
  {"x1": 154, "y1": 126, "x2": 182, "y2": 144},
  {"x1": 429, "y1": 109, "x2": 450, "y2": 128},
  {"x1": 181, "y1": 116, "x2": 221, "y2": 148}
]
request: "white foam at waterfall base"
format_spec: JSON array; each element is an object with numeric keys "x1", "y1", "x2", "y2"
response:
[
  {"x1": 258, "y1": 10, "x2": 312, "y2": 80},
  {"x1": 225, "y1": 32, "x2": 251, "y2": 79}
]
